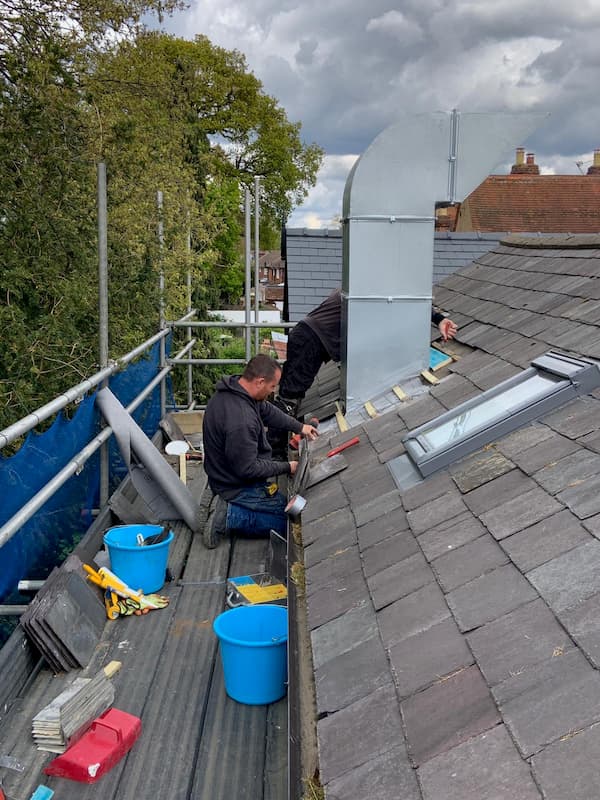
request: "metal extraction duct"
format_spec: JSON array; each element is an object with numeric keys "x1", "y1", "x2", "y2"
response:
[{"x1": 341, "y1": 109, "x2": 548, "y2": 407}]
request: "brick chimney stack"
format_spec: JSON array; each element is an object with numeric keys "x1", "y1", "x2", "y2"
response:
[
  {"x1": 511, "y1": 148, "x2": 540, "y2": 175},
  {"x1": 587, "y1": 149, "x2": 600, "y2": 175}
]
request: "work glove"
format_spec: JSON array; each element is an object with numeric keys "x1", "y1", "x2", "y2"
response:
[{"x1": 116, "y1": 593, "x2": 170, "y2": 616}]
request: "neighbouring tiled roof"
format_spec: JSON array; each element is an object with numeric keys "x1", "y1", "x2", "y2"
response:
[
  {"x1": 303, "y1": 233, "x2": 600, "y2": 799},
  {"x1": 456, "y1": 175, "x2": 600, "y2": 233}
]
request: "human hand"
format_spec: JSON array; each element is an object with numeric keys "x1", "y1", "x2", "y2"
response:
[
  {"x1": 438, "y1": 318, "x2": 458, "y2": 341},
  {"x1": 301, "y1": 424, "x2": 319, "y2": 441},
  {"x1": 289, "y1": 460, "x2": 298, "y2": 474}
]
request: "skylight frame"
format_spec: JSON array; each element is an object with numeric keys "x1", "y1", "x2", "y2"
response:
[{"x1": 402, "y1": 351, "x2": 600, "y2": 478}]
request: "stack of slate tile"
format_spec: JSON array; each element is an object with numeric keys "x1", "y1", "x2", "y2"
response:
[
  {"x1": 21, "y1": 555, "x2": 106, "y2": 673},
  {"x1": 31, "y1": 661, "x2": 120, "y2": 753}
]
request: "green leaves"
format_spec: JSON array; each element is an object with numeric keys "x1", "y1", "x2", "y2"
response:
[{"x1": 0, "y1": 17, "x2": 323, "y2": 427}]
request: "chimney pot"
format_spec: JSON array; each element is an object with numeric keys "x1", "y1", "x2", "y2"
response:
[
  {"x1": 511, "y1": 148, "x2": 538, "y2": 175},
  {"x1": 587, "y1": 149, "x2": 600, "y2": 175}
]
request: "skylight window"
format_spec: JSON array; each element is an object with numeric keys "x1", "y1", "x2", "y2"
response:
[{"x1": 391, "y1": 351, "x2": 600, "y2": 485}]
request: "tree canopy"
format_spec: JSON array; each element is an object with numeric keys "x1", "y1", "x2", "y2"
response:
[{"x1": 0, "y1": 4, "x2": 323, "y2": 427}]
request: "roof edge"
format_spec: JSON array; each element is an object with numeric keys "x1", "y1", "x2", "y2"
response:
[{"x1": 501, "y1": 233, "x2": 600, "y2": 249}]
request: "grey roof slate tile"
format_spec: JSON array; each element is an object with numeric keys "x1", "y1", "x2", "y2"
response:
[
  {"x1": 506, "y1": 431, "x2": 580, "y2": 474},
  {"x1": 302, "y1": 506, "x2": 355, "y2": 550},
  {"x1": 558, "y1": 592, "x2": 600, "y2": 669},
  {"x1": 303, "y1": 509, "x2": 357, "y2": 568},
  {"x1": 361, "y1": 530, "x2": 419, "y2": 578},
  {"x1": 462, "y1": 469, "x2": 531, "y2": 516},
  {"x1": 531, "y1": 722, "x2": 600, "y2": 800},
  {"x1": 505, "y1": 341, "x2": 550, "y2": 369},
  {"x1": 406, "y1": 491, "x2": 467, "y2": 535},
  {"x1": 493, "y1": 421, "x2": 555, "y2": 458},
  {"x1": 298, "y1": 237, "x2": 600, "y2": 800},
  {"x1": 500, "y1": 508, "x2": 591, "y2": 572},
  {"x1": 356, "y1": 506, "x2": 410, "y2": 550},
  {"x1": 305, "y1": 566, "x2": 370, "y2": 630},
  {"x1": 582, "y1": 511, "x2": 600, "y2": 537},
  {"x1": 479, "y1": 486, "x2": 563, "y2": 540},
  {"x1": 418, "y1": 725, "x2": 542, "y2": 800},
  {"x1": 389, "y1": 617, "x2": 473, "y2": 698},
  {"x1": 448, "y1": 350, "x2": 496, "y2": 377},
  {"x1": 527, "y1": 539, "x2": 600, "y2": 612},
  {"x1": 447, "y1": 564, "x2": 538, "y2": 632},
  {"x1": 314, "y1": 634, "x2": 391, "y2": 715},
  {"x1": 400, "y1": 471, "x2": 455, "y2": 511},
  {"x1": 466, "y1": 598, "x2": 573, "y2": 687},
  {"x1": 397, "y1": 396, "x2": 447, "y2": 429},
  {"x1": 300, "y1": 477, "x2": 348, "y2": 524},
  {"x1": 542, "y1": 397, "x2": 600, "y2": 439},
  {"x1": 342, "y1": 472, "x2": 398, "y2": 508},
  {"x1": 305, "y1": 545, "x2": 362, "y2": 598},
  {"x1": 341, "y1": 460, "x2": 393, "y2": 494},
  {"x1": 367, "y1": 551, "x2": 435, "y2": 611},
  {"x1": 467, "y1": 359, "x2": 521, "y2": 390},
  {"x1": 493, "y1": 649, "x2": 600, "y2": 757},
  {"x1": 364, "y1": 411, "x2": 409, "y2": 443},
  {"x1": 431, "y1": 534, "x2": 509, "y2": 592},
  {"x1": 351, "y1": 489, "x2": 403, "y2": 528},
  {"x1": 377, "y1": 583, "x2": 450, "y2": 648},
  {"x1": 317, "y1": 685, "x2": 403, "y2": 784},
  {"x1": 401, "y1": 665, "x2": 500, "y2": 766},
  {"x1": 449, "y1": 449, "x2": 514, "y2": 493},
  {"x1": 557, "y1": 473, "x2": 600, "y2": 518},
  {"x1": 417, "y1": 510, "x2": 487, "y2": 562},
  {"x1": 578, "y1": 428, "x2": 600, "y2": 453},
  {"x1": 429, "y1": 374, "x2": 480, "y2": 409},
  {"x1": 310, "y1": 602, "x2": 378, "y2": 670},
  {"x1": 532, "y1": 449, "x2": 600, "y2": 494},
  {"x1": 325, "y1": 744, "x2": 420, "y2": 800},
  {"x1": 376, "y1": 441, "x2": 407, "y2": 463}
]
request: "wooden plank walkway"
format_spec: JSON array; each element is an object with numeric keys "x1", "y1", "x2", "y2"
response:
[{"x1": 0, "y1": 465, "x2": 288, "y2": 800}]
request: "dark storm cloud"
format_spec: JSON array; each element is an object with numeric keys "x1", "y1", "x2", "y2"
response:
[{"x1": 160, "y1": 0, "x2": 600, "y2": 224}]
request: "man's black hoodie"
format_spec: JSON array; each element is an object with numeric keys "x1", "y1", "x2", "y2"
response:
[{"x1": 203, "y1": 375, "x2": 303, "y2": 500}]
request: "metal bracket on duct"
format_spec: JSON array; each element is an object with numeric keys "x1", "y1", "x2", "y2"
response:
[
  {"x1": 96, "y1": 388, "x2": 201, "y2": 533},
  {"x1": 341, "y1": 109, "x2": 549, "y2": 407}
]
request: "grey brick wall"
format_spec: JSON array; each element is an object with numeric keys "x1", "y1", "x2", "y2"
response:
[
  {"x1": 433, "y1": 232, "x2": 503, "y2": 283},
  {"x1": 285, "y1": 228, "x2": 503, "y2": 319},
  {"x1": 285, "y1": 228, "x2": 343, "y2": 321}
]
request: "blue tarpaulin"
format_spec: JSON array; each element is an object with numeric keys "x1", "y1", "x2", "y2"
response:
[{"x1": 0, "y1": 341, "x2": 170, "y2": 602}]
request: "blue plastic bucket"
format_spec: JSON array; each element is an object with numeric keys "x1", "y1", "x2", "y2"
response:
[
  {"x1": 103, "y1": 524, "x2": 173, "y2": 594},
  {"x1": 213, "y1": 605, "x2": 288, "y2": 705}
]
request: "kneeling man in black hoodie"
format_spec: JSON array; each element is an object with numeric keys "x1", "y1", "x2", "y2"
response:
[{"x1": 202, "y1": 354, "x2": 318, "y2": 547}]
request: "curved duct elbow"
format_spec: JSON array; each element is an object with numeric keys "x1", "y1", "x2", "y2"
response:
[{"x1": 341, "y1": 110, "x2": 549, "y2": 406}]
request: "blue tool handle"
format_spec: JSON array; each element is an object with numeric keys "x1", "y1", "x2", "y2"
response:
[{"x1": 29, "y1": 786, "x2": 54, "y2": 800}]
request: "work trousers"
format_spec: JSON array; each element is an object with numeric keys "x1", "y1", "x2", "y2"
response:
[
  {"x1": 227, "y1": 482, "x2": 287, "y2": 536},
  {"x1": 279, "y1": 321, "x2": 330, "y2": 400}
]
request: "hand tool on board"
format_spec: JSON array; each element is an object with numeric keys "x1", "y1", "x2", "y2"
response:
[
  {"x1": 83, "y1": 565, "x2": 162, "y2": 612},
  {"x1": 327, "y1": 436, "x2": 360, "y2": 458},
  {"x1": 165, "y1": 439, "x2": 189, "y2": 484}
]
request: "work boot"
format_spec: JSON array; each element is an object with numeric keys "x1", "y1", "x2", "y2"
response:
[{"x1": 203, "y1": 495, "x2": 228, "y2": 549}]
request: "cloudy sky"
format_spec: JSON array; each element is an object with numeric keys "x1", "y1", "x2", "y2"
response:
[{"x1": 161, "y1": 0, "x2": 600, "y2": 227}]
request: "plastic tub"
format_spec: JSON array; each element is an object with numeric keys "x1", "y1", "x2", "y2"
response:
[
  {"x1": 103, "y1": 524, "x2": 173, "y2": 594},
  {"x1": 213, "y1": 605, "x2": 288, "y2": 705}
]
